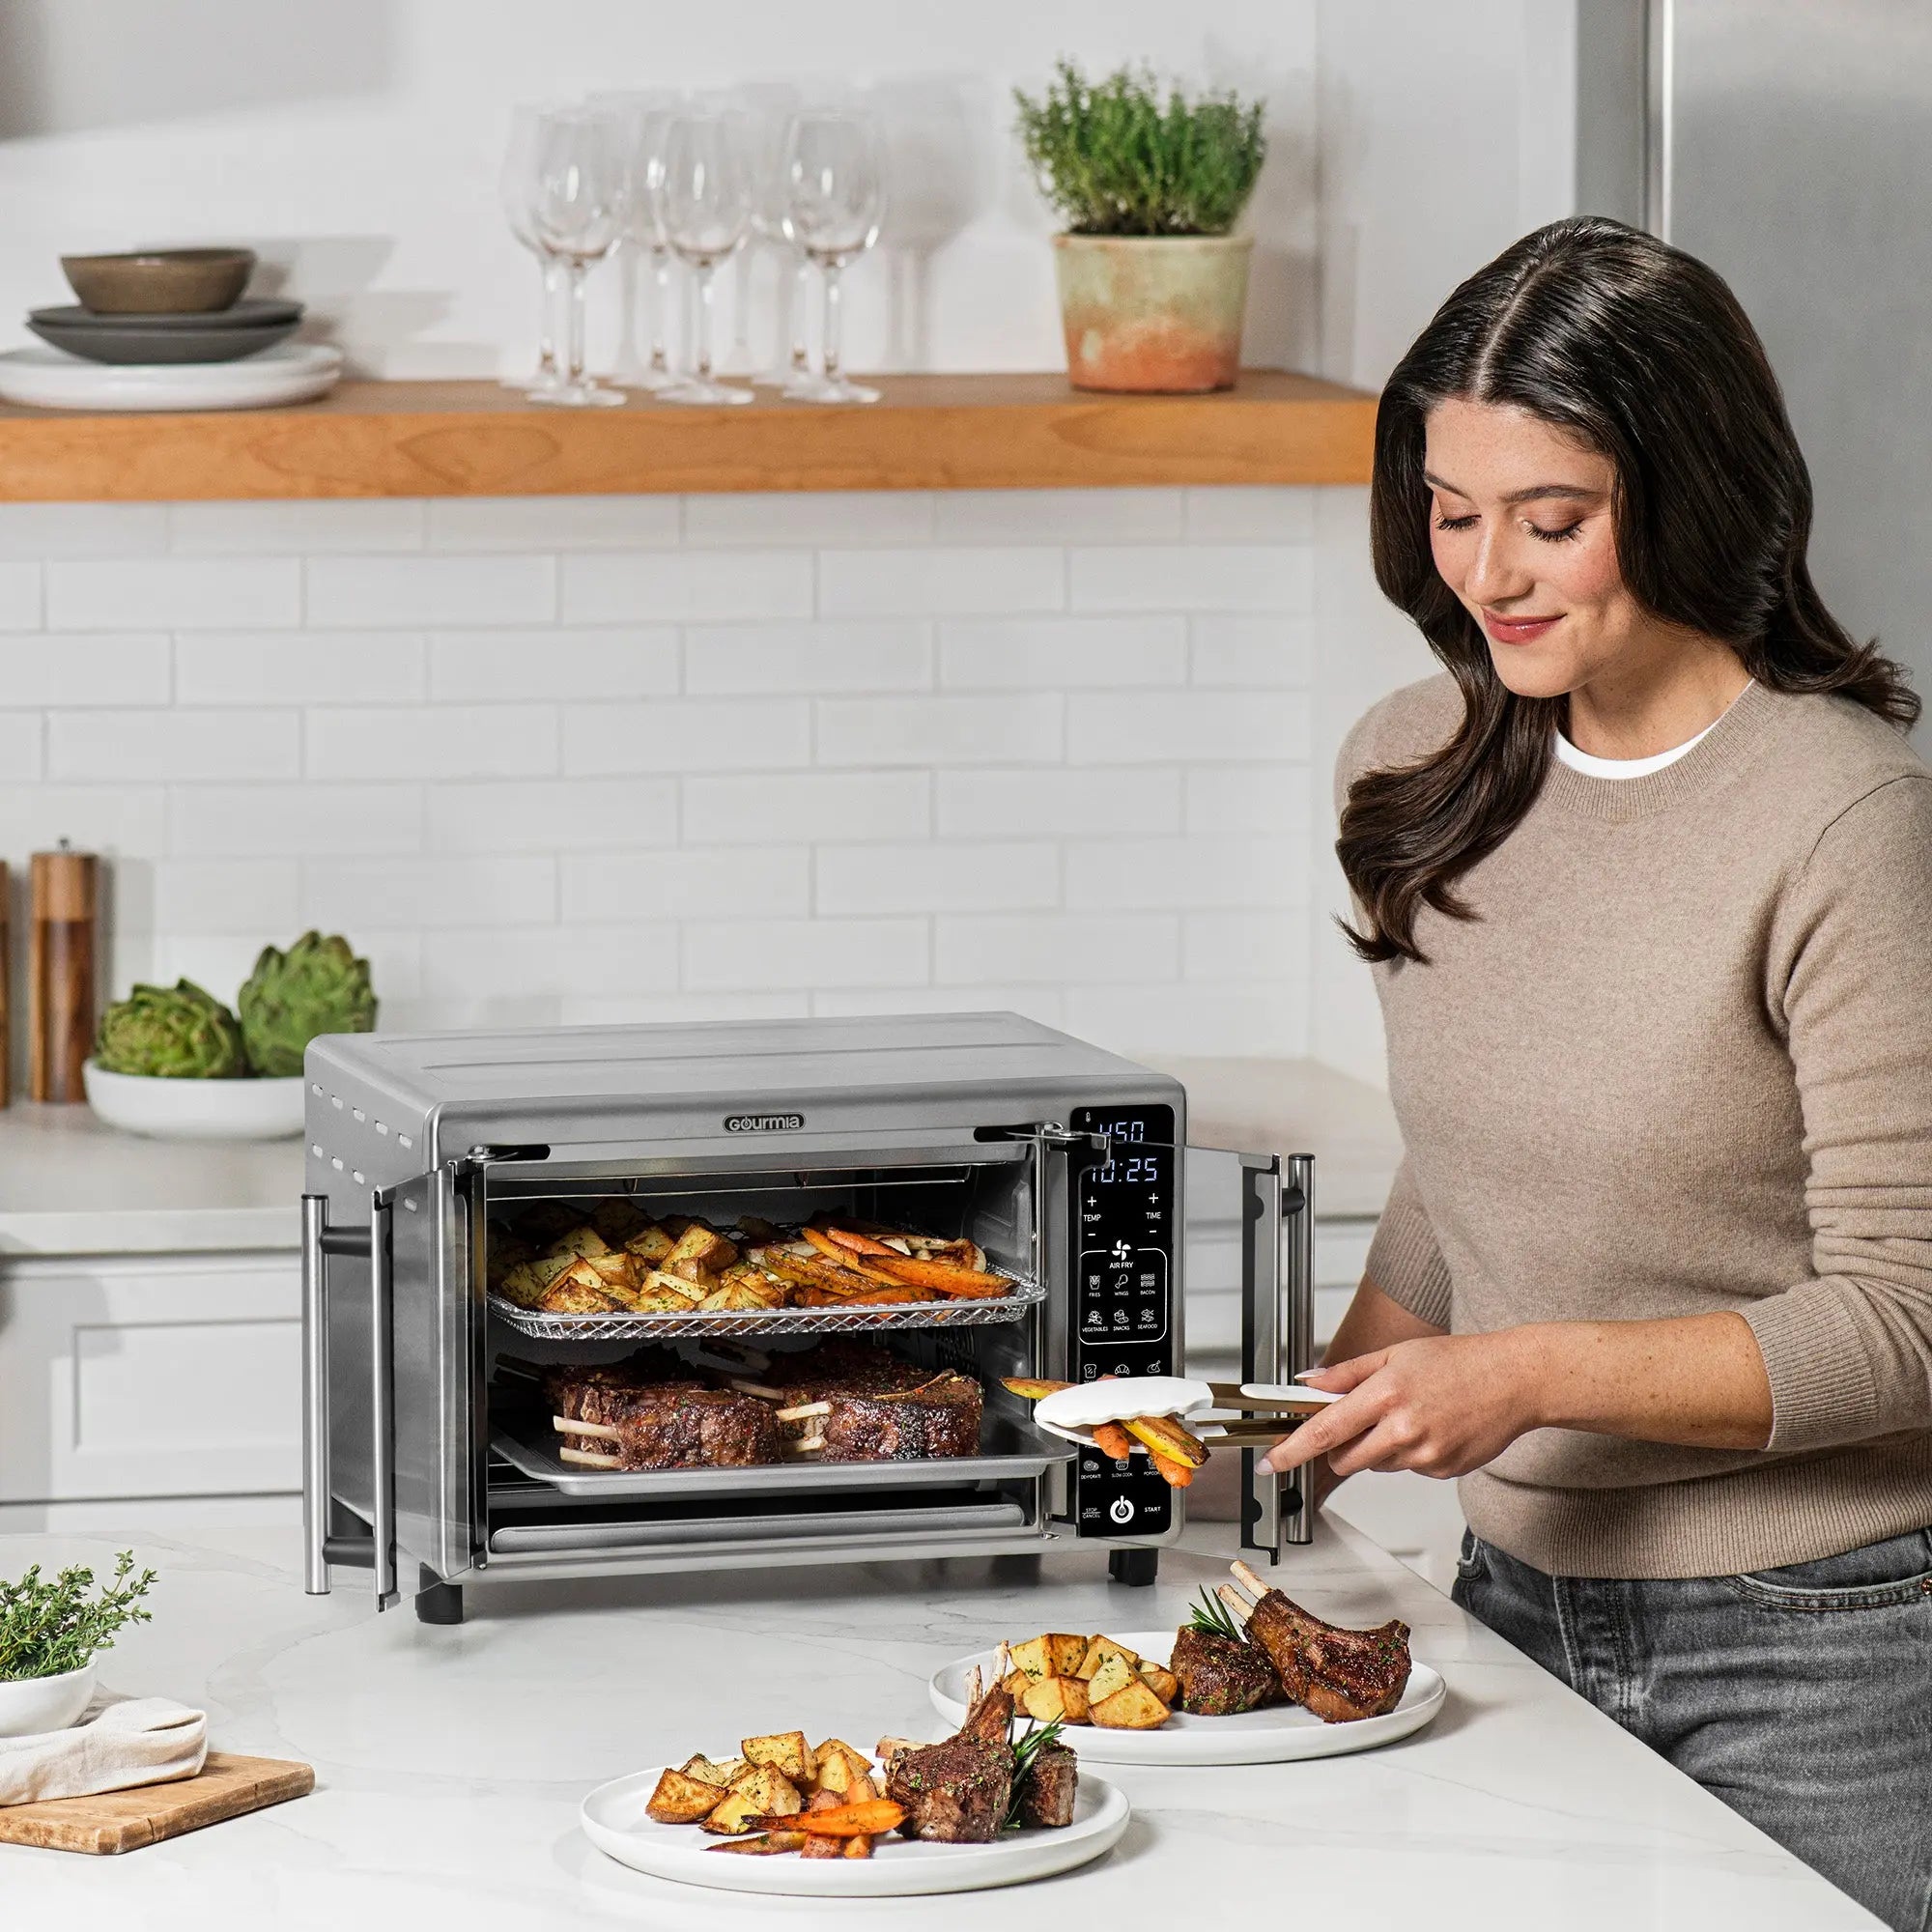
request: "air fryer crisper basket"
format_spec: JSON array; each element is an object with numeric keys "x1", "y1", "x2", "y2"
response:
[{"x1": 485, "y1": 1270, "x2": 1045, "y2": 1343}]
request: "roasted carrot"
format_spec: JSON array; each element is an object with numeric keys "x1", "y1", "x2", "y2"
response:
[
  {"x1": 867, "y1": 1254, "x2": 1012, "y2": 1296},
  {"x1": 820, "y1": 1225, "x2": 900, "y2": 1258},
  {"x1": 1091, "y1": 1421, "x2": 1136, "y2": 1461},
  {"x1": 747, "y1": 1799, "x2": 904, "y2": 1838},
  {"x1": 1150, "y1": 1450, "x2": 1195, "y2": 1488},
  {"x1": 842, "y1": 1834, "x2": 873, "y2": 1860}
]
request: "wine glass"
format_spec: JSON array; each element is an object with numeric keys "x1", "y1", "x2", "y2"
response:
[
  {"x1": 590, "y1": 91, "x2": 680, "y2": 391},
  {"x1": 499, "y1": 104, "x2": 566, "y2": 395},
  {"x1": 781, "y1": 111, "x2": 885, "y2": 405},
  {"x1": 735, "y1": 85, "x2": 819, "y2": 394},
  {"x1": 655, "y1": 112, "x2": 753, "y2": 406},
  {"x1": 527, "y1": 105, "x2": 629, "y2": 408}
]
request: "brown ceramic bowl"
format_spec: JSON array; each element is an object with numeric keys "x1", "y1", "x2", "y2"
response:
[{"x1": 59, "y1": 248, "x2": 256, "y2": 316}]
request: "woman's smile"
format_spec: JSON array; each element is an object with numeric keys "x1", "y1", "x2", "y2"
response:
[{"x1": 1481, "y1": 609, "x2": 1562, "y2": 645}]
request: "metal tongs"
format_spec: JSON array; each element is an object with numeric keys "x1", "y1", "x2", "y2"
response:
[{"x1": 1194, "y1": 1381, "x2": 1341, "y2": 1449}]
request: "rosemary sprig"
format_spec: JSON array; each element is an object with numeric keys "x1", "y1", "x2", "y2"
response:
[
  {"x1": 1003, "y1": 1714, "x2": 1067, "y2": 1833},
  {"x1": 1185, "y1": 1585, "x2": 1246, "y2": 1643},
  {"x1": 0, "y1": 1550, "x2": 156, "y2": 1683}
]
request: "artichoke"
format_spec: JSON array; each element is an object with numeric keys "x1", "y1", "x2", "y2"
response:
[
  {"x1": 95, "y1": 980, "x2": 248, "y2": 1079},
  {"x1": 238, "y1": 931, "x2": 377, "y2": 1077}
]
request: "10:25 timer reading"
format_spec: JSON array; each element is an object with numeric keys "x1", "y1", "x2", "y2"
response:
[{"x1": 1093, "y1": 1117, "x2": 1159, "y2": 1187}]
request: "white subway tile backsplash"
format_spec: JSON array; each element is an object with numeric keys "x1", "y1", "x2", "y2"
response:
[
  {"x1": 0, "y1": 503, "x2": 165, "y2": 558},
  {"x1": 683, "y1": 917, "x2": 928, "y2": 991},
  {"x1": 681, "y1": 771, "x2": 930, "y2": 845},
  {"x1": 1068, "y1": 545, "x2": 1313, "y2": 614},
  {"x1": 0, "y1": 782, "x2": 168, "y2": 857},
  {"x1": 815, "y1": 694, "x2": 1063, "y2": 767},
  {"x1": 1189, "y1": 615, "x2": 1314, "y2": 688},
  {"x1": 562, "y1": 698, "x2": 809, "y2": 774},
  {"x1": 169, "y1": 499, "x2": 427, "y2": 555},
  {"x1": 49, "y1": 709, "x2": 297, "y2": 781},
  {"x1": 935, "y1": 913, "x2": 1179, "y2": 985},
  {"x1": 0, "y1": 634, "x2": 169, "y2": 707},
  {"x1": 1066, "y1": 836, "x2": 1308, "y2": 910},
  {"x1": 305, "y1": 554, "x2": 555, "y2": 628},
  {"x1": 683, "y1": 621, "x2": 932, "y2": 695},
  {"x1": 1067, "y1": 691, "x2": 1310, "y2": 765},
  {"x1": 303, "y1": 856, "x2": 557, "y2": 930},
  {"x1": 938, "y1": 616, "x2": 1185, "y2": 691},
  {"x1": 818, "y1": 548, "x2": 1065, "y2": 617},
  {"x1": 169, "y1": 783, "x2": 424, "y2": 858},
  {"x1": 149, "y1": 859, "x2": 301, "y2": 936},
  {"x1": 814, "y1": 841, "x2": 1060, "y2": 916},
  {"x1": 0, "y1": 489, "x2": 1324, "y2": 1061},
  {"x1": 426, "y1": 778, "x2": 676, "y2": 853},
  {"x1": 305, "y1": 705, "x2": 558, "y2": 781},
  {"x1": 429, "y1": 627, "x2": 678, "y2": 701},
  {"x1": 933, "y1": 490, "x2": 1184, "y2": 545},
  {"x1": 48, "y1": 557, "x2": 296, "y2": 631},
  {"x1": 935, "y1": 767, "x2": 1182, "y2": 839},
  {"x1": 682, "y1": 493, "x2": 935, "y2": 547},
  {"x1": 561, "y1": 551, "x2": 813, "y2": 623},
  {"x1": 176, "y1": 631, "x2": 427, "y2": 705},
  {"x1": 427, "y1": 496, "x2": 680, "y2": 552},
  {"x1": 561, "y1": 848, "x2": 810, "y2": 921},
  {"x1": 1181, "y1": 488, "x2": 1318, "y2": 544}
]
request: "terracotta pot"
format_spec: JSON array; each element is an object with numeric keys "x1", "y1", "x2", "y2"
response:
[{"x1": 1052, "y1": 234, "x2": 1253, "y2": 393}]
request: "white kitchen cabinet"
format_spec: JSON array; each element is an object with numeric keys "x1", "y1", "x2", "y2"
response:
[{"x1": 0, "y1": 1251, "x2": 301, "y2": 1507}]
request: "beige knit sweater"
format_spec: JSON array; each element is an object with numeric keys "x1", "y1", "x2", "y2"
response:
[{"x1": 1347, "y1": 675, "x2": 1932, "y2": 1577}]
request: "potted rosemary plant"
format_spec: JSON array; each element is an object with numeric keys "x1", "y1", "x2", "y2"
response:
[{"x1": 1014, "y1": 60, "x2": 1266, "y2": 392}]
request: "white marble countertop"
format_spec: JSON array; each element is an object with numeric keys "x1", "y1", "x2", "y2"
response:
[
  {"x1": 0, "y1": 1104, "x2": 300, "y2": 1258},
  {"x1": 1151, "y1": 1055, "x2": 1400, "y2": 1219},
  {"x1": 0, "y1": 1517, "x2": 1873, "y2": 1928}
]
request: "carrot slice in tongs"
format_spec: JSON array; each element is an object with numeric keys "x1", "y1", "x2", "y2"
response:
[{"x1": 864, "y1": 1253, "x2": 1013, "y2": 1297}]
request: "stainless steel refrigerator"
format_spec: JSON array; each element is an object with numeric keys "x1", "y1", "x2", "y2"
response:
[{"x1": 1577, "y1": 0, "x2": 1932, "y2": 709}]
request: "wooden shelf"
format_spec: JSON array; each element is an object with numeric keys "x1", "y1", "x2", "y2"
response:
[{"x1": 0, "y1": 369, "x2": 1374, "y2": 501}]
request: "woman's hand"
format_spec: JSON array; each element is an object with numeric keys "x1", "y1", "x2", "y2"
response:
[{"x1": 1263, "y1": 1330, "x2": 1544, "y2": 1480}]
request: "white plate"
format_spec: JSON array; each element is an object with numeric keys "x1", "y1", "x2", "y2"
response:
[
  {"x1": 0, "y1": 342, "x2": 342, "y2": 411},
  {"x1": 1032, "y1": 1378, "x2": 1340, "y2": 1454},
  {"x1": 582, "y1": 1762, "x2": 1128, "y2": 1897},
  {"x1": 930, "y1": 1633, "x2": 1445, "y2": 1766},
  {"x1": 83, "y1": 1061, "x2": 305, "y2": 1140}
]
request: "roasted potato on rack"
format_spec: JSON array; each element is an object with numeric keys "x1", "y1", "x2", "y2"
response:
[
  {"x1": 624, "y1": 1225, "x2": 675, "y2": 1265},
  {"x1": 497, "y1": 1254, "x2": 576, "y2": 1309},
  {"x1": 591, "y1": 1199, "x2": 649, "y2": 1247},
  {"x1": 535, "y1": 1274, "x2": 624, "y2": 1316},
  {"x1": 547, "y1": 1224, "x2": 612, "y2": 1261}
]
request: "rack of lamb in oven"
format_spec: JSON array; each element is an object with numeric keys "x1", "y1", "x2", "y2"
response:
[
  {"x1": 755, "y1": 1341, "x2": 985, "y2": 1461},
  {"x1": 543, "y1": 1351, "x2": 783, "y2": 1470}
]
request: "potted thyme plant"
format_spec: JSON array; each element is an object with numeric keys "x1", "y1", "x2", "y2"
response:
[
  {"x1": 0, "y1": 1550, "x2": 156, "y2": 1736},
  {"x1": 1013, "y1": 60, "x2": 1266, "y2": 392}
]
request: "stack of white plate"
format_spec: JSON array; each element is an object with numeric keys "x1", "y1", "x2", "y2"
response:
[{"x1": 0, "y1": 341, "x2": 344, "y2": 412}]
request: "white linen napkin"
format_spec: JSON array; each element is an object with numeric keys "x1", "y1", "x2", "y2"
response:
[{"x1": 0, "y1": 1690, "x2": 207, "y2": 1805}]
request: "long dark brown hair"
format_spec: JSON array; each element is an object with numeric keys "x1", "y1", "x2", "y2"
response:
[{"x1": 1340, "y1": 214, "x2": 1917, "y2": 964}]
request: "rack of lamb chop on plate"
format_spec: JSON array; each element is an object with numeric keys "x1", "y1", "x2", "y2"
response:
[{"x1": 1218, "y1": 1560, "x2": 1412, "y2": 1723}]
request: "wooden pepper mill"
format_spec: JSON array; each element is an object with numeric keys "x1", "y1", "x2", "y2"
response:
[{"x1": 29, "y1": 842, "x2": 98, "y2": 1103}]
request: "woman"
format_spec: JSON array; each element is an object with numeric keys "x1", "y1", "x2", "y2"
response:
[{"x1": 1266, "y1": 216, "x2": 1932, "y2": 1929}]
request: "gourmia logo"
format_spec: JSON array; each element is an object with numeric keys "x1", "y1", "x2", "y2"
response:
[{"x1": 723, "y1": 1113, "x2": 806, "y2": 1133}]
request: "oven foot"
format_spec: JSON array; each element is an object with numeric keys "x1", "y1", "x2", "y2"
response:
[
  {"x1": 1108, "y1": 1548, "x2": 1159, "y2": 1587},
  {"x1": 414, "y1": 1568, "x2": 465, "y2": 1625}
]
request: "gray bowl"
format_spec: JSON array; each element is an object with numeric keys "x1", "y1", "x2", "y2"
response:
[
  {"x1": 60, "y1": 248, "x2": 256, "y2": 315},
  {"x1": 27, "y1": 313, "x2": 298, "y2": 364}
]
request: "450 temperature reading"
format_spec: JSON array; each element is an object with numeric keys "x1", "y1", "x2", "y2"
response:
[{"x1": 1093, "y1": 1117, "x2": 1158, "y2": 1187}]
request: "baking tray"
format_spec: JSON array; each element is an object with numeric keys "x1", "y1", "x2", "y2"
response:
[
  {"x1": 490, "y1": 1410, "x2": 1071, "y2": 1499},
  {"x1": 489, "y1": 1497, "x2": 1025, "y2": 1554},
  {"x1": 487, "y1": 1271, "x2": 1043, "y2": 1344}
]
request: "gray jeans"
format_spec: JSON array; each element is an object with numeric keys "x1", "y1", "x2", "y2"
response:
[{"x1": 1453, "y1": 1525, "x2": 1932, "y2": 1932}]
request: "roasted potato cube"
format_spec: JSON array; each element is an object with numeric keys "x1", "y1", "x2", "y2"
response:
[
  {"x1": 623, "y1": 1224, "x2": 675, "y2": 1264},
  {"x1": 591, "y1": 1199, "x2": 648, "y2": 1246},
  {"x1": 497, "y1": 1254, "x2": 576, "y2": 1308},
  {"x1": 668, "y1": 1225, "x2": 740, "y2": 1276},
  {"x1": 707, "y1": 1757, "x2": 748, "y2": 1787},
  {"x1": 515, "y1": 1201, "x2": 581, "y2": 1244},
  {"x1": 536, "y1": 1273, "x2": 624, "y2": 1315},
  {"x1": 1043, "y1": 1634, "x2": 1090, "y2": 1676},
  {"x1": 813, "y1": 1737, "x2": 870, "y2": 1773},
  {"x1": 699, "y1": 1277, "x2": 782, "y2": 1313},
  {"x1": 742, "y1": 1730, "x2": 813, "y2": 1784},
  {"x1": 679, "y1": 1754, "x2": 736, "y2": 1789},
  {"x1": 1075, "y1": 1634, "x2": 1141, "y2": 1680},
  {"x1": 999, "y1": 1668, "x2": 1031, "y2": 1699},
  {"x1": 485, "y1": 1236, "x2": 534, "y2": 1289},
  {"x1": 647, "y1": 1768, "x2": 728, "y2": 1823},
  {"x1": 1090, "y1": 1678, "x2": 1172, "y2": 1730},
  {"x1": 606, "y1": 1281, "x2": 697, "y2": 1314},
  {"x1": 1137, "y1": 1662, "x2": 1180, "y2": 1705},
  {"x1": 1009, "y1": 1636, "x2": 1055, "y2": 1681},
  {"x1": 841, "y1": 1834, "x2": 873, "y2": 1860},
  {"x1": 1020, "y1": 1675, "x2": 1091, "y2": 1724},
  {"x1": 1084, "y1": 1652, "x2": 1138, "y2": 1707},
  {"x1": 702, "y1": 1766, "x2": 802, "y2": 1834},
  {"x1": 546, "y1": 1225, "x2": 611, "y2": 1261},
  {"x1": 639, "y1": 1269, "x2": 705, "y2": 1304}
]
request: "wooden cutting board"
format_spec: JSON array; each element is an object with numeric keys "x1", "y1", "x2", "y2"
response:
[{"x1": 0, "y1": 1751, "x2": 313, "y2": 1854}]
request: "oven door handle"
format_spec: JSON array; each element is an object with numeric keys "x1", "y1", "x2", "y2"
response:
[
  {"x1": 302, "y1": 1193, "x2": 378, "y2": 1596},
  {"x1": 369, "y1": 1190, "x2": 399, "y2": 1610},
  {"x1": 1240, "y1": 1151, "x2": 1314, "y2": 1560}
]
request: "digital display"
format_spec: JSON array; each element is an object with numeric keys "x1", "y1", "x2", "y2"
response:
[{"x1": 1092, "y1": 1117, "x2": 1158, "y2": 1186}]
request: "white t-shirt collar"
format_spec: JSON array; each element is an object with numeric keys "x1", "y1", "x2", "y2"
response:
[{"x1": 1555, "y1": 682, "x2": 1753, "y2": 781}]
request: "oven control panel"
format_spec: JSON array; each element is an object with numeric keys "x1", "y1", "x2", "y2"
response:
[{"x1": 1068, "y1": 1103, "x2": 1176, "y2": 1539}]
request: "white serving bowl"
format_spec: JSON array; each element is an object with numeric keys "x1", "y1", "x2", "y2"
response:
[
  {"x1": 0, "y1": 1660, "x2": 96, "y2": 1738},
  {"x1": 83, "y1": 1061, "x2": 305, "y2": 1141}
]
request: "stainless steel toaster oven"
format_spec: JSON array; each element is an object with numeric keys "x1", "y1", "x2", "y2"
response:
[{"x1": 300, "y1": 1013, "x2": 1313, "y2": 1622}]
